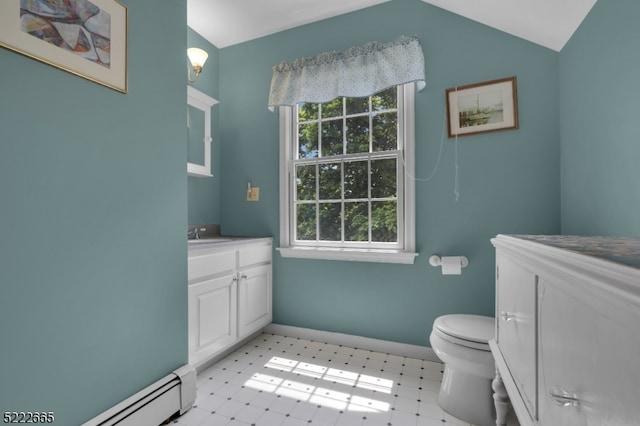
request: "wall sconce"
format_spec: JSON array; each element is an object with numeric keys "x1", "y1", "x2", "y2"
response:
[{"x1": 187, "y1": 47, "x2": 208, "y2": 83}]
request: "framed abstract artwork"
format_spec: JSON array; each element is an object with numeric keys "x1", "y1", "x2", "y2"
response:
[
  {"x1": 0, "y1": 0, "x2": 128, "y2": 93},
  {"x1": 446, "y1": 76, "x2": 518, "y2": 137}
]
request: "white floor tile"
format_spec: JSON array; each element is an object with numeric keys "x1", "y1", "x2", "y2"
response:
[
  {"x1": 196, "y1": 393, "x2": 227, "y2": 412},
  {"x1": 216, "y1": 399, "x2": 246, "y2": 419},
  {"x1": 226, "y1": 418, "x2": 250, "y2": 426},
  {"x1": 173, "y1": 406, "x2": 210, "y2": 426},
  {"x1": 287, "y1": 400, "x2": 318, "y2": 421},
  {"x1": 195, "y1": 411, "x2": 231, "y2": 425},
  {"x1": 172, "y1": 333, "x2": 520, "y2": 426},
  {"x1": 250, "y1": 391, "x2": 277, "y2": 409},
  {"x1": 232, "y1": 387, "x2": 261, "y2": 404},
  {"x1": 416, "y1": 415, "x2": 450, "y2": 426},
  {"x1": 311, "y1": 406, "x2": 342, "y2": 425},
  {"x1": 212, "y1": 382, "x2": 243, "y2": 399},
  {"x1": 269, "y1": 395, "x2": 299, "y2": 415},
  {"x1": 254, "y1": 410, "x2": 288, "y2": 426},
  {"x1": 234, "y1": 404, "x2": 264, "y2": 425},
  {"x1": 334, "y1": 411, "x2": 365, "y2": 426},
  {"x1": 390, "y1": 409, "x2": 420, "y2": 426}
]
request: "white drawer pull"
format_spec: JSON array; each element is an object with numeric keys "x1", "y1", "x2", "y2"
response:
[
  {"x1": 500, "y1": 311, "x2": 515, "y2": 322},
  {"x1": 549, "y1": 387, "x2": 579, "y2": 407}
]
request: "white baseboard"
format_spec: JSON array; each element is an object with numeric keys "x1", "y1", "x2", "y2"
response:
[{"x1": 264, "y1": 323, "x2": 440, "y2": 363}]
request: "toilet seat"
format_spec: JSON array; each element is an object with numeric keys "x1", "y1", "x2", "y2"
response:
[{"x1": 433, "y1": 314, "x2": 494, "y2": 351}]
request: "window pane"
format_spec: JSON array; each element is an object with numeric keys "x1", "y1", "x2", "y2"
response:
[
  {"x1": 288, "y1": 85, "x2": 406, "y2": 251},
  {"x1": 296, "y1": 204, "x2": 317, "y2": 241},
  {"x1": 345, "y1": 116, "x2": 370, "y2": 154},
  {"x1": 296, "y1": 164, "x2": 316, "y2": 201},
  {"x1": 344, "y1": 160, "x2": 368, "y2": 199},
  {"x1": 371, "y1": 201, "x2": 397, "y2": 242},
  {"x1": 372, "y1": 87, "x2": 397, "y2": 111},
  {"x1": 321, "y1": 98, "x2": 343, "y2": 118},
  {"x1": 344, "y1": 202, "x2": 369, "y2": 242},
  {"x1": 298, "y1": 122, "x2": 318, "y2": 158},
  {"x1": 346, "y1": 96, "x2": 369, "y2": 115},
  {"x1": 298, "y1": 103, "x2": 319, "y2": 121},
  {"x1": 321, "y1": 120, "x2": 343, "y2": 156},
  {"x1": 372, "y1": 112, "x2": 397, "y2": 152},
  {"x1": 319, "y1": 203, "x2": 342, "y2": 241},
  {"x1": 319, "y1": 163, "x2": 341, "y2": 200},
  {"x1": 371, "y1": 158, "x2": 397, "y2": 198}
]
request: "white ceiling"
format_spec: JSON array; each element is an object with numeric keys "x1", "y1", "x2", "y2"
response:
[
  {"x1": 187, "y1": 0, "x2": 391, "y2": 49},
  {"x1": 420, "y1": 0, "x2": 597, "y2": 51},
  {"x1": 187, "y1": 0, "x2": 597, "y2": 51}
]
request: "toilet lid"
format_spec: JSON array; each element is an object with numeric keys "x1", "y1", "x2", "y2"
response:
[{"x1": 434, "y1": 314, "x2": 495, "y2": 344}]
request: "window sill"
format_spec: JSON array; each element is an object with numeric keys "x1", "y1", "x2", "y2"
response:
[{"x1": 277, "y1": 246, "x2": 418, "y2": 264}]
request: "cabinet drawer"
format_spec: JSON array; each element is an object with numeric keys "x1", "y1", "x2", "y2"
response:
[
  {"x1": 238, "y1": 243, "x2": 271, "y2": 268},
  {"x1": 188, "y1": 249, "x2": 236, "y2": 283},
  {"x1": 496, "y1": 253, "x2": 538, "y2": 420}
]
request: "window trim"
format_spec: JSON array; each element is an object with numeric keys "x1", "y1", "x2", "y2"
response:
[{"x1": 277, "y1": 83, "x2": 417, "y2": 264}]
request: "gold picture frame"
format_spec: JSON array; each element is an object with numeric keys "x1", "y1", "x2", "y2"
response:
[
  {"x1": 0, "y1": 0, "x2": 128, "y2": 93},
  {"x1": 446, "y1": 76, "x2": 518, "y2": 137}
]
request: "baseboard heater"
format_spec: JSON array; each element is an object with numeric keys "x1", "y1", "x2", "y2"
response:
[{"x1": 82, "y1": 365, "x2": 196, "y2": 426}]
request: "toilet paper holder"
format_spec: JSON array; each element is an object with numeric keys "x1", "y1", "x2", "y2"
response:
[{"x1": 429, "y1": 255, "x2": 469, "y2": 268}]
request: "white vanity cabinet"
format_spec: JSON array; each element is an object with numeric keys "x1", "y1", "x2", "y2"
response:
[
  {"x1": 490, "y1": 234, "x2": 640, "y2": 426},
  {"x1": 495, "y1": 253, "x2": 537, "y2": 420},
  {"x1": 188, "y1": 238, "x2": 272, "y2": 367}
]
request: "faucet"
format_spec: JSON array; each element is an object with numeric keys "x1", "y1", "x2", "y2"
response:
[{"x1": 188, "y1": 227, "x2": 200, "y2": 240}]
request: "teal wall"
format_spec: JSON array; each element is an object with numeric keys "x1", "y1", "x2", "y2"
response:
[
  {"x1": 218, "y1": 0, "x2": 561, "y2": 345},
  {"x1": 559, "y1": 0, "x2": 640, "y2": 236},
  {"x1": 187, "y1": 27, "x2": 221, "y2": 225},
  {"x1": 6, "y1": 0, "x2": 631, "y2": 419},
  {"x1": 0, "y1": 1, "x2": 188, "y2": 424}
]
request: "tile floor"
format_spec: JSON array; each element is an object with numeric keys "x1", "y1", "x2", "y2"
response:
[{"x1": 172, "y1": 333, "x2": 511, "y2": 426}]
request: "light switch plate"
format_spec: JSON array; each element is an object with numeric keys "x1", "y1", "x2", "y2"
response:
[{"x1": 247, "y1": 187, "x2": 260, "y2": 201}]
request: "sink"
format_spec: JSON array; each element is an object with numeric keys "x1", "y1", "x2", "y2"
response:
[{"x1": 188, "y1": 238, "x2": 233, "y2": 245}]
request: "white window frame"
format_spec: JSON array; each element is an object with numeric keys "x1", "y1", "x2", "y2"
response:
[{"x1": 277, "y1": 83, "x2": 417, "y2": 264}]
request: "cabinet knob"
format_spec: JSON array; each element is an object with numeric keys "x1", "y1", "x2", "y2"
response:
[
  {"x1": 241, "y1": 274, "x2": 248, "y2": 280},
  {"x1": 500, "y1": 311, "x2": 515, "y2": 322},
  {"x1": 549, "y1": 387, "x2": 579, "y2": 407},
  {"x1": 232, "y1": 276, "x2": 238, "y2": 283}
]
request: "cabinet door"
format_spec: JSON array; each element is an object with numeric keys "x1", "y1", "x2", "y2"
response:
[
  {"x1": 496, "y1": 253, "x2": 538, "y2": 420},
  {"x1": 188, "y1": 274, "x2": 237, "y2": 365},
  {"x1": 538, "y1": 276, "x2": 640, "y2": 426},
  {"x1": 237, "y1": 265, "x2": 272, "y2": 338}
]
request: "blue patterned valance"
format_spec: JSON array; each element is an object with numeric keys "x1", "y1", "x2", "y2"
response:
[{"x1": 268, "y1": 36, "x2": 426, "y2": 109}]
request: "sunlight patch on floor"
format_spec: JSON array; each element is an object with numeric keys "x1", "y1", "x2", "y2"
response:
[{"x1": 247, "y1": 356, "x2": 393, "y2": 412}]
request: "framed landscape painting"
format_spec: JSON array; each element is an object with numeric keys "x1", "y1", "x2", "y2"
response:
[
  {"x1": 0, "y1": 0, "x2": 128, "y2": 93},
  {"x1": 446, "y1": 76, "x2": 518, "y2": 137}
]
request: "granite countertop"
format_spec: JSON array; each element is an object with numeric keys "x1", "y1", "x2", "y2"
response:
[{"x1": 510, "y1": 235, "x2": 640, "y2": 270}]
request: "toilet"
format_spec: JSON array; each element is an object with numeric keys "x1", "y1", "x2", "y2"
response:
[{"x1": 429, "y1": 314, "x2": 496, "y2": 426}]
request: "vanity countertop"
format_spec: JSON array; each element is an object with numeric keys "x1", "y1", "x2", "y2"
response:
[
  {"x1": 505, "y1": 234, "x2": 640, "y2": 270},
  {"x1": 188, "y1": 236, "x2": 273, "y2": 252}
]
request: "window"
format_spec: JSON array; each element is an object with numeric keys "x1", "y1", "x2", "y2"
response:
[{"x1": 278, "y1": 83, "x2": 417, "y2": 264}]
